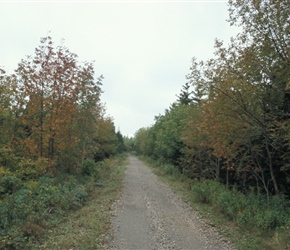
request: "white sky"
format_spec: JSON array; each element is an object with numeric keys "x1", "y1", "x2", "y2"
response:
[{"x1": 0, "y1": 0, "x2": 240, "y2": 137}]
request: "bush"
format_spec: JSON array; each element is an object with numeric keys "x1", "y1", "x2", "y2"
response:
[
  {"x1": 0, "y1": 175, "x2": 23, "y2": 196},
  {"x1": 15, "y1": 157, "x2": 47, "y2": 180},
  {"x1": 0, "y1": 175, "x2": 90, "y2": 249},
  {"x1": 0, "y1": 146, "x2": 18, "y2": 172},
  {"x1": 61, "y1": 177, "x2": 88, "y2": 209},
  {"x1": 255, "y1": 209, "x2": 285, "y2": 229},
  {"x1": 215, "y1": 189, "x2": 244, "y2": 220},
  {"x1": 161, "y1": 164, "x2": 181, "y2": 176},
  {"x1": 80, "y1": 159, "x2": 99, "y2": 179},
  {"x1": 0, "y1": 176, "x2": 88, "y2": 228},
  {"x1": 0, "y1": 227, "x2": 29, "y2": 250},
  {"x1": 237, "y1": 194, "x2": 289, "y2": 230},
  {"x1": 0, "y1": 155, "x2": 124, "y2": 249},
  {"x1": 274, "y1": 222, "x2": 290, "y2": 249},
  {"x1": 191, "y1": 179, "x2": 224, "y2": 204},
  {"x1": 0, "y1": 166, "x2": 12, "y2": 177},
  {"x1": 191, "y1": 179, "x2": 290, "y2": 230}
]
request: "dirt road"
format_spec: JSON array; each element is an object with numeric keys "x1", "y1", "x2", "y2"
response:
[{"x1": 108, "y1": 155, "x2": 236, "y2": 250}]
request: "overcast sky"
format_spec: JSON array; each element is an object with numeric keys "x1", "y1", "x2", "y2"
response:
[{"x1": 0, "y1": 0, "x2": 240, "y2": 137}]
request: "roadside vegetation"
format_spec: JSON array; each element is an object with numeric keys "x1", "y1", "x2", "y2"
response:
[
  {"x1": 140, "y1": 156, "x2": 289, "y2": 250},
  {"x1": 32, "y1": 154, "x2": 127, "y2": 250},
  {"x1": 130, "y1": 1, "x2": 290, "y2": 249},
  {"x1": 0, "y1": 36, "x2": 126, "y2": 249}
]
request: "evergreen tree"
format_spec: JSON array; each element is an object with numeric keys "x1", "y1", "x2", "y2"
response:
[{"x1": 176, "y1": 82, "x2": 193, "y2": 105}]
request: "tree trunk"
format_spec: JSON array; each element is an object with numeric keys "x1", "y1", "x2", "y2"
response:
[
  {"x1": 226, "y1": 165, "x2": 229, "y2": 189},
  {"x1": 215, "y1": 157, "x2": 220, "y2": 181},
  {"x1": 264, "y1": 133, "x2": 279, "y2": 195}
]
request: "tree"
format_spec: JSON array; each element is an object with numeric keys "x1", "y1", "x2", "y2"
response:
[
  {"x1": 123, "y1": 136, "x2": 135, "y2": 152},
  {"x1": 227, "y1": 0, "x2": 290, "y2": 194},
  {"x1": 176, "y1": 82, "x2": 193, "y2": 105},
  {"x1": 115, "y1": 130, "x2": 125, "y2": 153},
  {"x1": 93, "y1": 116, "x2": 119, "y2": 161},
  {"x1": 10, "y1": 36, "x2": 106, "y2": 172},
  {"x1": 152, "y1": 103, "x2": 190, "y2": 164},
  {"x1": 132, "y1": 0, "x2": 290, "y2": 196},
  {"x1": 0, "y1": 69, "x2": 15, "y2": 146},
  {"x1": 184, "y1": 0, "x2": 290, "y2": 194},
  {"x1": 134, "y1": 127, "x2": 151, "y2": 155}
]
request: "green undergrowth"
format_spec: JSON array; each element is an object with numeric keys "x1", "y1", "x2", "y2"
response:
[
  {"x1": 0, "y1": 154, "x2": 127, "y2": 250},
  {"x1": 140, "y1": 156, "x2": 290, "y2": 250}
]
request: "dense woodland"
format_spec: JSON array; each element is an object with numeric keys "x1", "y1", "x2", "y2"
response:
[
  {"x1": 133, "y1": 0, "x2": 290, "y2": 198},
  {"x1": 0, "y1": 36, "x2": 124, "y2": 248}
]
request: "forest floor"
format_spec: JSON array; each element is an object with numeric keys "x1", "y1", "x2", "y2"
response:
[{"x1": 103, "y1": 155, "x2": 236, "y2": 250}]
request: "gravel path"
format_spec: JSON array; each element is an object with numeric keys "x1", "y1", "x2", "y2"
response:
[{"x1": 107, "y1": 155, "x2": 236, "y2": 250}]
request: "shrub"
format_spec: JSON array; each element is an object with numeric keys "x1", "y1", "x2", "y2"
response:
[
  {"x1": 191, "y1": 179, "x2": 224, "y2": 204},
  {"x1": 162, "y1": 164, "x2": 180, "y2": 176},
  {"x1": 0, "y1": 175, "x2": 23, "y2": 196},
  {"x1": 255, "y1": 209, "x2": 285, "y2": 229},
  {"x1": 0, "y1": 227, "x2": 29, "y2": 250},
  {"x1": 59, "y1": 176, "x2": 88, "y2": 210},
  {"x1": 16, "y1": 157, "x2": 47, "y2": 180},
  {"x1": 274, "y1": 222, "x2": 290, "y2": 249},
  {"x1": 191, "y1": 179, "x2": 290, "y2": 230},
  {"x1": 0, "y1": 176, "x2": 89, "y2": 230},
  {"x1": 215, "y1": 189, "x2": 244, "y2": 220},
  {"x1": 235, "y1": 194, "x2": 289, "y2": 230},
  {"x1": 80, "y1": 159, "x2": 99, "y2": 179},
  {"x1": 0, "y1": 166, "x2": 12, "y2": 177},
  {"x1": 0, "y1": 188, "x2": 33, "y2": 230},
  {"x1": 0, "y1": 146, "x2": 18, "y2": 172},
  {"x1": 0, "y1": 156, "x2": 117, "y2": 249}
]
